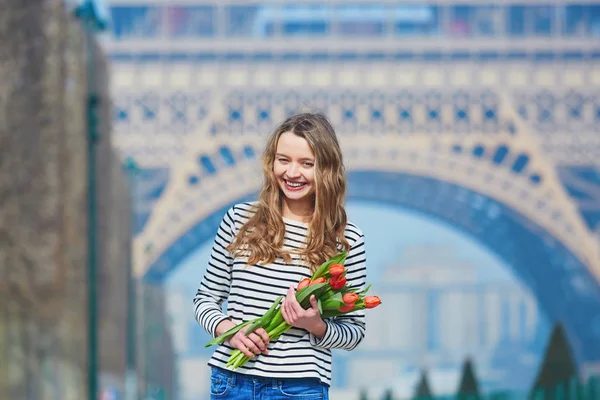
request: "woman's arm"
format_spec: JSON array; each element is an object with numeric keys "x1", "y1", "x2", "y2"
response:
[
  {"x1": 193, "y1": 207, "x2": 237, "y2": 338},
  {"x1": 309, "y1": 232, "x2": 367, "y2": 351}
]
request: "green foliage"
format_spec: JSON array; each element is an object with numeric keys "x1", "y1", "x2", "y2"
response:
[
  {"x1": 457, "y1": 357, "x2": 481, "y2": 400},
  {"x1": 381, "y1": 388, "x2": 394, "y2": 400},
  {"x1": 359, "y1": 388, "x2": 369, "y2": 400},
  {"x1": 530, "y1": 322, "x2": 578, "y2": 399},
  {"x1": 413, "y1": 369, "x2": 433, "y2": 400}
]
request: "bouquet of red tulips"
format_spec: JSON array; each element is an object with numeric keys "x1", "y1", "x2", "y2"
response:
[{"x1": 205, "y1": 250, "x2": 382, "y2": 370}]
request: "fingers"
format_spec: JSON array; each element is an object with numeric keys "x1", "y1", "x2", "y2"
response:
[
  {"x1": 247, "y1": 331, "x2": 268, "y2": 355},
  {"x1": 283, "y1": 286, "x2": 295, "y2": 321},
  {"x1": 230, "y1": 327, "x2": 270, "y2": 358},
  {"x1": 255, "y1": 327, "x2": 270, "y2": 346},
  {"x1": 310, "y1": 295, "x2": 319, "y2": 311},
  {"x1": 286, "y1": 285, "x2": 303, "y2": 316},
  {"x1": 230, "y1": 336, "x2": 255, "y2": 358},
  {"x1": 281, "y1": 297, "x2": 291, "y2": 324},
  {"x1": 236, "y1": 334, "x2": 261, "y2": 358}
]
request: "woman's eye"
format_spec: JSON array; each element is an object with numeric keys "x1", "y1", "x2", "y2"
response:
[{"x1": 304, "y1": 162, "x2": 314, "y2": 167}]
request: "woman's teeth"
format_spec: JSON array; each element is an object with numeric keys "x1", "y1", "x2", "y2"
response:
[{"x1": 286, "y1": 180, "x2": 305, "y2": 188}]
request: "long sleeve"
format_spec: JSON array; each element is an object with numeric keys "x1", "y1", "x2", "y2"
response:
[
  {"x1": 193, "y1": 207, "x2": 237, "y2": 338},
  {"x1": 309, "y1": 232, "x2": 367, "y2": 351}
]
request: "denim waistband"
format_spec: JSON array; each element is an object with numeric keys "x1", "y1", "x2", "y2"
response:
[{"x1": 212, "y1": 366, "x2": 323, "y2": 388}]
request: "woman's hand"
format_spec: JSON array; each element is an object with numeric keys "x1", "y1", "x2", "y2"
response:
[
  {"x1": 281, "y1": 285, "x2": 327, "y2": 338},
  {"x1": 227, "y1": 325, "x2": 270, "y2": 359}
]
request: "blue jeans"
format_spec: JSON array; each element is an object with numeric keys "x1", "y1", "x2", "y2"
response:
[{"x1": 209, "y1": 366, "x2": 329, "y2": 400}]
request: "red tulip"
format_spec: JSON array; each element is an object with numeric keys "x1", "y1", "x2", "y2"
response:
[
  {"x1": 338, "y1": 303, "x2": 355, "y2": 313},
  {"x1": 343, "y1": 293, "x2": 358, "y2": 305},
  {"x1": 364, "y1": 296, "x2": 382, "y2": 309},
  {"x1": 329, "y1": 263, "x2": 345, "y2": 277},
  {"x1": 310, "y1": 277, "x2": 327, "y2": 286},
  {"x1": 329, "y1": 275, "x2": 346, "y2": 290},
  {"x1": 297, "y1": 278, "x2": 311, "y2": 290}
]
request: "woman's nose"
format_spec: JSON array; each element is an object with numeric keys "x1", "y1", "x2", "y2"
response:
[{"x1": 287, "y1": 163, "x2": 300, "y2": 177}]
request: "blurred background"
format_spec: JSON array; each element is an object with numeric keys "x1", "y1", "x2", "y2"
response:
[{"x1": 1, "y1": 0, "x2": 600, "y2": 399}]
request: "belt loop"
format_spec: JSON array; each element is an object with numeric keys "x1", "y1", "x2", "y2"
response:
[
  {"x1": 229, "y1": 370, "x2": 236, "y2": 387},
  {"x1": 272, "y1": 379, "x2": 278, "y2": 390}
]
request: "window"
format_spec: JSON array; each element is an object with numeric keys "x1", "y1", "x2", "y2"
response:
[
  {"x1": 507, "y1": 5, "x2": 555, "y2": 37},
  {"x1": 165, "y1": 6, "x2": 215, "y2": 38},
  {"x1": 562, "y1": 5, "x2": 587, "y2": 36},
  {"x1": 226, "y1": 5, "x2": 263, "y2": 37},
  {"x1": 472, "y1": 5, "x2": 503, "y2": 37},
  {"x1": 507, "y1": 5, "x2": 526, "y2": 36},
  {"x1": 589, "y1": 5, "x2": 600, "y2": 37},
  {"x1": 110, "y1": 6, "x2": 162, "y2": 38},
  {"x1": 530, "y1": 6, "x2": 554, "y2": 36},
  {"x1": 449, "y1": 5, "x2": 471, "y2": 36},
  {"x1": 335, "y1": 5, "x2": 387, "y2": 37},
  {"x1": 281, "y1": 5, "x2": 330, "y2": 36},
  {"x1": 394, "y1": 5, "x2": 440, "y2": 36}
]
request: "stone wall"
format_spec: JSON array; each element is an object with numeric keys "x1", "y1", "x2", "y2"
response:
[{"x1": 0, "y1": 1, "x2": 131, "y2": 398}]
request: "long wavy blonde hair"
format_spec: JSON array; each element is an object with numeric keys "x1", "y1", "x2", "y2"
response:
[{"x1": 227, "y1": 113, "x2": 350, "y2": 271}]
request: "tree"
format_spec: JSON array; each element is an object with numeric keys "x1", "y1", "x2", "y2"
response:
[
  {"x1": 457, "y1": 357, "x2": 481, "y2": 400},
  {"x1": 530, "y1": 322, "x2": 578, "y2": 399},
  {"x1": 359, "y1": 388, "x2": 369, "y2": 400},
  {"x1": 413, "y1": 369, "x2": 433, "y2": 400},
  {"x1": 382, "y1": 388, "x2": 394, "y2": 400}
]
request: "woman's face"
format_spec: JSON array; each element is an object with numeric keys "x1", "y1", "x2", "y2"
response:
[{"x1": 273, "y1": 131, "x2": 316, "y2": 205}]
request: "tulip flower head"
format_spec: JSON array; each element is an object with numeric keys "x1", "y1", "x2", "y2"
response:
[
  {"x1": 329, "y1": 263, "x2": 345, "y2": 277},
  {"x1": 297, "y1": 278, "x2": 311, "y2": 290},
  {"x1": 310, "y1": 277, "x2": 327, "y2": 286},
  {"x1": 343, "y1": 293, "x2": 359, "y2": 305},
  {"x1": 329, "y1": 275, "x2": 346, "y2": 290},
  {"x1": 364, "y1": 296, "x2": 382, "y2": 309}
]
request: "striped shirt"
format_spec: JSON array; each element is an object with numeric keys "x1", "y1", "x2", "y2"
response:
[{"x1": 193, "y1": 202, "x2": 367, "y2": 386}]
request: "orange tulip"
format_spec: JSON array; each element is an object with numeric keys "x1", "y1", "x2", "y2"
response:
[
  {"x1": 364, "y1": 296, "x2": 382, "y2": 309},
  {"x1": 329, "y1": 263, "x2": 345, "y2": 277},
  {"x1": 329, "y1": 275, "x2": 346, "y2": 290},
  {"x1": 342, "y1": 293, "x2": 358, "y2": 305},
  {"x1": 297, "y1": 278, "x2": 311, "y2": 290},
  {"x1": 310, "y1": 277, "x2": 327, "y2": 286},
  {"x1": 338, "y1": 303, "x2": 355, "y2": 313}
]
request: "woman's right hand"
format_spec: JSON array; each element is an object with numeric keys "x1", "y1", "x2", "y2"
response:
[{"x1": 227, "y1": 326, "x2": 270, "y2": 359}]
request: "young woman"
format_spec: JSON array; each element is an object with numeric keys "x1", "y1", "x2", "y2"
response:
[{"x1": 193, "y1": 113, "x2": 367, "y2": 399}]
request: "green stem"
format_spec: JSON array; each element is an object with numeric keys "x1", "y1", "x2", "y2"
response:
[
  {"x1": 233, "y1": 354, "x2": 250, "y2": 369},
  {"x1": 268, "y1": 321, "x2": 291, "y2": 339},
  {"x1": 266, "y1": 309, "x2": 284, "y2": 331},
  {"x1": 227, "y1": 350, "x2": 244, "y2": 368}
]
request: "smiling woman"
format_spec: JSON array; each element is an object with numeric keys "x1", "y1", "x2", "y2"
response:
[{"x1": 193, "y1": 113, "x2": 367, "y2": 399}]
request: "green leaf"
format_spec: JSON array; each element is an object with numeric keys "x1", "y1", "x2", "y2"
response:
[
  {"x1": 263, "y1": 296, "x2": 283, "y2": 324},
  {"x1": 320, "y1": 302, "x2": 367, "y2": 319},
  {"x1": 360, "y1": 284, "x2": 372, "y2": 296},
  {"x1": 244, "y1": 318, "x2": 265, "y2": 336},
  {"x1": 266, "y1": 310, "x2": 284, "y2": 332},
  {"x1": 296, "y1": 283, "x2": 329, "y2": 307},
  {"x1": 245, "y1": 295, "x2": 284, "y2": 336},
  {"x1": 321, "y1": 293, "x2": 344, "y2": 311},
  {"x1": 317, "y1": 298, "x2": 323, "y2": 314},
  {"x1": 320, "y1": 310, "x2": 344, "y2": 319},
  {"x1": 204, "y1": 319, "x2": 254, "y2": 348}
]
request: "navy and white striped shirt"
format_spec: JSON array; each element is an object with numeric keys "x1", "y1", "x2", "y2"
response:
[{"x1": 193, "y1": 202, "x2": 367, "y2": 386}]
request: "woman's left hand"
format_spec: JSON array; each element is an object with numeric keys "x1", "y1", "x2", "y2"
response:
[{"x1": 281, "y1": 285, "x2": 326, "y2": 337}]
